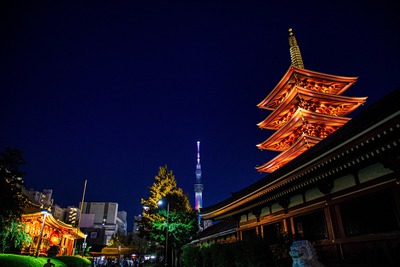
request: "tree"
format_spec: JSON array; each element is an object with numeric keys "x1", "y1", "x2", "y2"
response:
[
  {"x1": 0, "y1": 219, "x2": 32, "y2": 253},
  {"x1": 0, "y1": 148, "x2": 29, "y2": 253},
  {"x1": 121, "y1": 232, "x2": 150, "y2": 257},
  {"x1": 151, "y1": 191, "x2": 197, "y2": 248},
  {"x1": 0, "y1": 148, "x2": 27, "y2": 224},
  {"x1": 140, "y1": 165, "x2": 198, "y2": 266}
]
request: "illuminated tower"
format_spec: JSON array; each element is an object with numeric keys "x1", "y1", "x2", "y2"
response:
[
  {"x1": 194, "y1": 141, "x2": 203, "y2": 212},
  {"x1": 256, "y1": 28, "x2": 367, "y2": 173}
]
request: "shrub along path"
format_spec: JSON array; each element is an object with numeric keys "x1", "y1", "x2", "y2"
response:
[{"x1": 0, "y1": 254, "x2": 91, "y2": 267}]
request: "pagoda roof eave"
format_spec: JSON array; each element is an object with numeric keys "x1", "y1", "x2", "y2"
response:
[
  {"x1": 257, "y1": 66, "x2": 358, "y2": 110},
  {"x1": 257, "y1": 85, "x2": 300, "y2": 129},
  {"x1": 257, "y1": 87, "x2": 367, "y2": 129},
  {"x1": 257, "y1": 108, "x2": 350, "y2": 151},
  {"x1": 256, "y1": 135, "x2": 321, "y2": 173}
]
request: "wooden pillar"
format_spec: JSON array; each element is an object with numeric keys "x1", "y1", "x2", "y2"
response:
[
  {"x1": 252, "y1": 209, "x2": 261, "y2": 237},
  {"x1": 282, "y1": 218, "x2": 288, "y2": 234},
  {"x1": 333, "y1": 205, "x2": 345, "y2": 239},
  {"x1": 233, "y1": 215, "x2": 241, "y2": 242},
  {"x1": 329, "y1": 204, "x2": 345, "y2": 261},
  {"x1": 289, "y1": 217, "x2": 295, "y2": 236},
  {"x1": 324, "y1": 204, "x2": 335, "y2": 240}
]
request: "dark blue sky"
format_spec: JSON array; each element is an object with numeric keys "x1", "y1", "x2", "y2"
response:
[{"x1": 1, "y1": 1, "x2": 399, "y2": 228}]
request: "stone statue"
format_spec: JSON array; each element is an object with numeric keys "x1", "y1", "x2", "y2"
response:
[{"x1": 289, "y1": 240, "x2": 324, "y2": 267}]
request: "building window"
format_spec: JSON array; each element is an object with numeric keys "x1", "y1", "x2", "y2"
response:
[
  {"x1": 263, "y1": 222, "x2": 282, "y2": 245},
  {"x1": 339, "y1": 191, "x2": 399, "y2": 237},
  {"x1": 242, "y1": 228, "x2": 257, "y2": 241},
  {"x1": 293, "y1": 210, "x2": 327, "y2": 240}
]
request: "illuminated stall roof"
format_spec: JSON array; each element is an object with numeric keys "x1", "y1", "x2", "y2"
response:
[{"x1": 22, "y1": 211, "x2": 85, "y2": 238}]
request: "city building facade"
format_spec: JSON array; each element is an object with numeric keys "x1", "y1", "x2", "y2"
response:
[{"x1": 79, "y1": 202, "x2": 127, "y2": 247}]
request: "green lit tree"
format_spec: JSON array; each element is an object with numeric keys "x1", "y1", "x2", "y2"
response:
[
  {"x1": 0, "y1": 219, "x2": 32, "y2": 253},
  {"x1": 140, "y1": 165, "x2": 197, "y2": 266}
]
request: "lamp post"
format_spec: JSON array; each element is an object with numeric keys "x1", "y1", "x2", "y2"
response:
[
  {"x1": 35, "y1": 210, "x2": 50, "y2": 257},
  {"x1": 158, "y1": 200, "x2": 169, "y2": 267},
  {"x1": 82, "y1": 233, "x2": 87, "y2": 257}
]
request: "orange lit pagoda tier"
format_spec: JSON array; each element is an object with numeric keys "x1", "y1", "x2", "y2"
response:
[{"x1": 256, "y1": 29, "x2": 367, "y2": 173}]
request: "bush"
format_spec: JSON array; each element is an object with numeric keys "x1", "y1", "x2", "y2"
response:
[
  {"x1": 210, "y1": 242, "x2": 237, "y2": 267},
  {"x1": 182, "y1": 238, "x2": 278, "y2": 267},
  {"x1": 200, "y1": 244, "x2": 213, "y2": 267},
  {"x1": 182, "y1": 244, "x2": 200, "y2": 267}
]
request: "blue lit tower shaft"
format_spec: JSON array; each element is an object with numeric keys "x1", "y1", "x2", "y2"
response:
[{"x1": 194, "y1": 141, "x2": 204, "y2": 212}]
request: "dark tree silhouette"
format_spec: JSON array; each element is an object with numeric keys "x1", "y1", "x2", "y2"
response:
[{"x1": 0, "y1": 147, "x2": 27, "y2": 229}]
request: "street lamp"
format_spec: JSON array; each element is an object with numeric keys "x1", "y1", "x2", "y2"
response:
[
  {"x1": 82, "y1": 233, "x2": 87, "y2": 257},
  {"x1": 35, "y1": 210, "x2": 50, "y2": 257},
  {"x1": 158, "y1": 200, "x2": 169, "y2": 267}
]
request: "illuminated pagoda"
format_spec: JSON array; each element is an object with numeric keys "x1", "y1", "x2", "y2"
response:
[
  {"x1": 256, "y1": 28, "x2": 367, "y2": 173},
  {"x1": 197, "y1": 29, "x2": 400, "y2": 265}
]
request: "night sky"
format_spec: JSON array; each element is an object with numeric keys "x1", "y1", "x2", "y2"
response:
[{"x1": 1, "y1": 1, "x2": 399, "y2": 229}]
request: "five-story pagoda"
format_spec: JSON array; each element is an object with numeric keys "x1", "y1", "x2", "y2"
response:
[{"x1": 256, "y1": 29, "x2": 367, "y2": 173}]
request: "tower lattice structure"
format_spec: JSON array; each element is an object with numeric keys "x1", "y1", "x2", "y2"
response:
[
  {"x1": 256, "y1": 28, "x2": 367, "y2": 173},
  {"x1": 194, "y1": 141, "x2": 203, "y2": 211}
]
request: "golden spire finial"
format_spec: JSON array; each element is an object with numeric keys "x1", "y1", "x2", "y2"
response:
[{"x1": 288, "y1": 28, "x2": 305, "y2": 69}]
